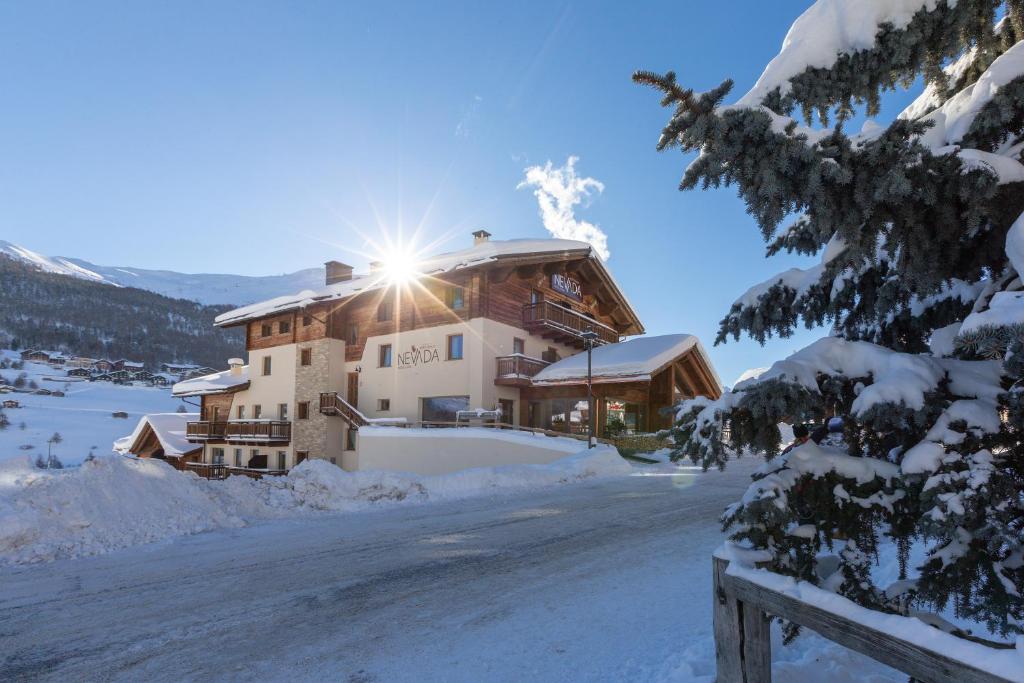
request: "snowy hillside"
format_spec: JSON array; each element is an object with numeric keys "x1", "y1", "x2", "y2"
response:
[
  {"x1": 0, "y1": 240, "x2": 324, "y2": 305},
  {"x1": 0, "y1": 352, "x2": 183, "y2": 466}
]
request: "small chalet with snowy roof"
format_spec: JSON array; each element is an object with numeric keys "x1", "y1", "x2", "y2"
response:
[{"x1": 175, "y1": 232, "x2": 721, "y2": 473}]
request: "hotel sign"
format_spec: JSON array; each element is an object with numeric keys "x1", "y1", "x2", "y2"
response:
[
  {"x1": 550, "y1": 273, "x2": 583, "y2": 301},
  {"x1": 397, "y1": 343, "x2": 440, "y2": 369}
]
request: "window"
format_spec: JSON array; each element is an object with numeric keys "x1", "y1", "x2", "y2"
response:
[
  {"x1": 278, "y1": 403, "x2": 288, "y2": 420},
  {"x1": 261, "y1": 322, "x2": 272, "y2": 337},
  {"x1": 302, "y1": 314, "x2": 312, "y2": 327},
  {"x1": 447, "y1": 334, "x2": 464, "y2": 360},
  {"x1": 300, "y1": 348, "x2": 312, "y2": 366},
  {"x1": 212, "y1": 448, "x2": 224, "y2": 465},
  {"x1": 531, "y1": 289, "x2": 543, "y2": 305},
  {"x1": 378, "y1": 398, "x2": 390, "y2": 411},
  {"x1": 347, "y1": 322, "x2": 359, "y2": 346},
  {"x1": 513, "y1": 337, "x2": 525, "y2": 355},
  {"x1": 233, "y1": 448, "x2": 242, "y2": 466},
  {"x1": 279, "y1": 320, "x2": 291, "y2": 334},
  {"x1": 421, "y1": 396, "x2": 469, "y2": 423},
  {"x1": 277, "y1": 451, "x2": 287, "y2": 470},
  {"x1": 377, "y1": 300, "x2": 393, "y2": 322},
  {"x1": 262, "y1": 356, "x2": 272, "y2": 376},
  {"x1": 253, "y1": 404, "x2": 262, "y2": 419},
  {"x1": 298, "y1": 401, "x2": 309, "y2": 420},
  {"x1": 296, "y1": 451, "x2": 308, "y2": 465},
  {"x1": 445, "y1": 285, "x2": 465, "y2": 310},
  {"x1": 379, "y1": 344, "x2": 392, "y2": 368},
  {"x1": 345, "y1": 428, "x2": 357, "y2": 451},
  {"x1": 237, "y1": 405, "x2": 246, "y2": 420}
]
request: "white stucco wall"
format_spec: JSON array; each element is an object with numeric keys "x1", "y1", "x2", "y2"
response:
[{"x1": 351, "y1": 426, "x2": 586, "y2": 475}]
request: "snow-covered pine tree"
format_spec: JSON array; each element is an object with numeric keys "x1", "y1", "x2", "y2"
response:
[{"x1": 635, "y1": 0, "x2": 1024, "y2": 641}]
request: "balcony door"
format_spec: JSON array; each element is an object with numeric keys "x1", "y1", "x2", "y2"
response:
[{"x1": 347, "y1": 372, "x2": 359, "y2": 409}]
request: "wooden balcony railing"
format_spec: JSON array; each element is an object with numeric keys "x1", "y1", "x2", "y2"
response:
[
  {"x1": 186, "y1": 420, "x2": 291, "y2": 442},
  {"x1": 186, "y1": 421, "x2": 227, "y2": 440},
  {"x1": 522, "y1": 301, "x2": 619, "y2": 347},
  {"x1": 495, "y1": 354, "x2": 550, "y2": 386}
]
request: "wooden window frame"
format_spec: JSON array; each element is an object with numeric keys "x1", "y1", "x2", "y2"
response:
[
  {"x1": 261, "y1": 323, "x2": 272, "y2": 337},
  {"x1": 302, "y1": 314, "x2": 312, "y2": 327},
  {"x1": 513, "y1": 337, "x2": 525, "y2": 355},
  {"x1": 445, "y1": 285, "x2": 466, "y2": 310},
  {"x1": 237, "y1": 405, "x2": 245, "y2": 419},
  {"x1": 262, "y1": 356, "x2": 272, "y2": 376},
  {"x1": 253, "y1": 404, "x2": 262, "y2": 419},
  {"x1": 379, "y1": 343, "x2": 392, "y2": 368},
  {"x1": 300, "y1": 348, "x2": 312, "y2": 366},
  {"x1": 297, "y1": 401, "x2": 309, "y2": 420},
  {"x1": 278, "y1": 403, "x2": 288, "y2": 420},
  {"x1": 378, "y1": 398, "x2": 390, "y2": 411},
  {"x1": 279, "y1": 320, "x2": 291, "y2": 334}
]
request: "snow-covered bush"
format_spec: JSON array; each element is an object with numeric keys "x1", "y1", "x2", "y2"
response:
[{"x1": 636, "y1": 0, "x2": 1024, "y2": 641}]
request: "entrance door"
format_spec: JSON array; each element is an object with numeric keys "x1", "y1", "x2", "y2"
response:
[
  {"x1": 498, "y1": 399, "x2": 514, "y2": 426},
  {"x1": 347, "y1": 373, "x2": 359, "y2": 409}
]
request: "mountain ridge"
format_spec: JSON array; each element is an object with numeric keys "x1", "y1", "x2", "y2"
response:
[{"x1": 0, "y1": 240, "x2": 324, "y2": 306}]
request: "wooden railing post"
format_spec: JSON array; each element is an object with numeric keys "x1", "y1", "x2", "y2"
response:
[{"x1": 713, "y1": 556, "x2": 771, "y2": 682}]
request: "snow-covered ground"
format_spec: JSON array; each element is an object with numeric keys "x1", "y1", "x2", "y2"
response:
[
  {"x1": 0, "y1": 455, "x2": 910, "y2": 682},
  {"x1": 0, "y1": 351, "x2": 182, "y2": 466}
]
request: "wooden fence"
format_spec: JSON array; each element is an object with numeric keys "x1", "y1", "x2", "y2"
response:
[{"x1": 712, "y1": 556, "x2": 1014, "y2": 683}]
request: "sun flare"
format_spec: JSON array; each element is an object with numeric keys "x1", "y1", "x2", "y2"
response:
[{"x1": 380, "y1": 247, "x2": 421, "y2": 285}]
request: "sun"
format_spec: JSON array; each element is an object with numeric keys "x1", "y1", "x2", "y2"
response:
[{"x1": 380, "y1": 247, "x2": 420, "y2": 285}]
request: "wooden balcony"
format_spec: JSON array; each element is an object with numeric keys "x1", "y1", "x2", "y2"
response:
[
  {"x1": 495, "y1": 354, "x2": 550, "y2": 387},
  {"x1": 522, "y1": 301, "x2": 619, "y2": 348},
  {"x1": 186, "y1": 420, "x2": 291, "y2": 443}
]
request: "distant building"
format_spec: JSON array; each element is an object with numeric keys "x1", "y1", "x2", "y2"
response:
[
  {"x1": 92, "y1": 359, "x2": 114, "y2": 373},
  {"x1": 112, "y1": 359, "x2": 145, "y2": 372},
  {"x1": 67, "y1": 367, "x2": 92, "y2": 378}
]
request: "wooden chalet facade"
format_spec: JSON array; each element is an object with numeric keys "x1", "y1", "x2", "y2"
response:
[{"x1": 174, "y1": 232, "x2": 721, "y2": 472}]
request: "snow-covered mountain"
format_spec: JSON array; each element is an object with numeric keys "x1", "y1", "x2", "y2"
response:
[{"x1": 0, "y1": 240, "x2": 324, "y2": 305}]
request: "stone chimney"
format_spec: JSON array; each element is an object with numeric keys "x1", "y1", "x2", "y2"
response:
[
  {"x1": 472, "y1": 229, "x2": 492, "y2": 246},
  {"x1": 228, "y1": 358, "x2": 244, "y2": 376},
  {"x1": 325, "y1": 260, "x2": 354, "y2": 285}
]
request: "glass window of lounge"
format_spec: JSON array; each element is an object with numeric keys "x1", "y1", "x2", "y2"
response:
[
  {"x1": 379, "y1": 343, "x2": 392, "y2": 368},
  {"x1": 526, "y1": 397, "x2": 590, "y2": 435},
  {"x1": 444, "y1": 285, "x2": 465, "y2": 310},
  {"x1": 421, "y1": 395, "x2": 469, "y2": 423},
  {"x1": 447, "y1": 334, "x2": 464, "y2": 360}
]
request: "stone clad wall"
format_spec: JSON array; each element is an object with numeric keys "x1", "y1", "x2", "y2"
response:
[{"x1": 293, "y1": 338, "x2": 345, "y2": 460}]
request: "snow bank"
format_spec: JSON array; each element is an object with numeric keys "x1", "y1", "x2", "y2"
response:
[
  {"x1": 0, "y1": 447, "x2": 630, "y2": 566},
  {"x1": 0, "y1": 456, "x2": 243, "y2": 565}
]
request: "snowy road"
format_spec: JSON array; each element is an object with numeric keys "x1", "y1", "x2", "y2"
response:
[{"x1": 1, "y1": 462, "x2": 762, "y2": 682}]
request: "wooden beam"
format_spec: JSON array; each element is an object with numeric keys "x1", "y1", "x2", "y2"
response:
[
  {"x1": 516, "y1": 264, "x2": 541, "y2": 279},
  {"x1": 489, "y1": 265, "x2": 516, "y2": 284}
]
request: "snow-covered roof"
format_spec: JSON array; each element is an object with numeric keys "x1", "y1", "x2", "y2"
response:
[
  {"x1": 532, "y1": 334, "x2": 720, "y2": 389},
  {"x1": 172, "y1": 366, "x2": 250, "y2": 397},
  {"x1": 214, "y1": 238, "x2": 637, "y2": 328},
  {"x1": 114, "y1": 413, "x2": 201, "y2": 457}
]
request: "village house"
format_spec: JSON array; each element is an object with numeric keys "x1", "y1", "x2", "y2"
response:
[
  {"x1": 114, "y1": 413, "x2": 203, "y2": 470},
  {"x1": 174, "y1": 232, "x2": 721, "y2": 474}
]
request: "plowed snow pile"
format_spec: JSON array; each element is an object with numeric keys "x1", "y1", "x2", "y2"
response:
[{"x1": 0, "y1": 446, "x2": 630, "y2": 565}]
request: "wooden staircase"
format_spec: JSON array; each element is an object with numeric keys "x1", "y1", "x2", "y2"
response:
[{"x1": 318, "y1": 392, "x2": 369, "y2": 428}]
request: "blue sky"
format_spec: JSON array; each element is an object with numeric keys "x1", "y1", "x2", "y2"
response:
[{"x1": 0, "y1": 1, "x2": 921, "y2": 385}]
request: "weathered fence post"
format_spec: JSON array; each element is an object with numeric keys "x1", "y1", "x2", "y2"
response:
[{"x1": 713, "y1": 556, "x2": 771, "y2": 682}]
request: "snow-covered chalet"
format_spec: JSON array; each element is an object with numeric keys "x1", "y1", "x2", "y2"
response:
[{"x1": 173, "y1": 231, "x2": 722, "y2": 473}]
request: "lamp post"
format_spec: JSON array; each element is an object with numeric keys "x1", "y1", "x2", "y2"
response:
[{"x1": 580, "y1": 329, "x2": 599, "y2": 448}]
